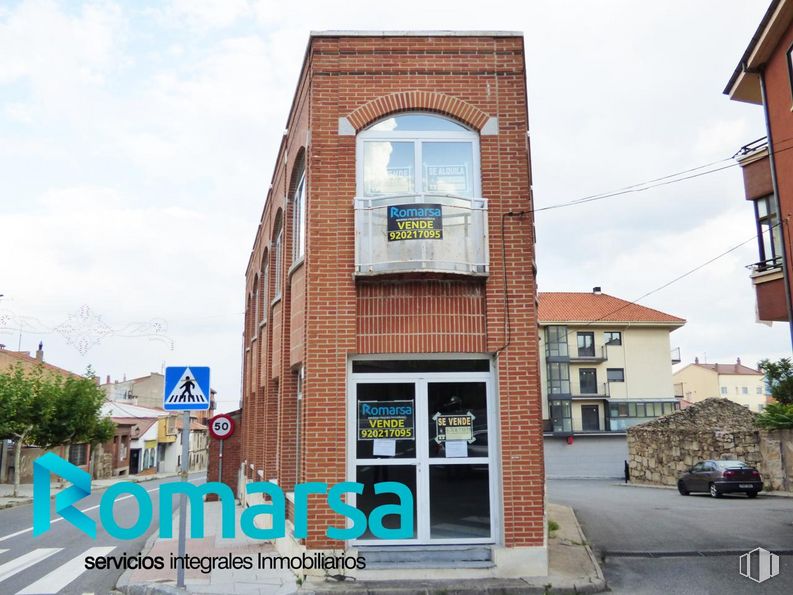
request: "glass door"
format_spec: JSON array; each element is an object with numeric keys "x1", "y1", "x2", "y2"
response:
[{"x1": 350, "y1": 369, "x2": 495, "y2": 545}]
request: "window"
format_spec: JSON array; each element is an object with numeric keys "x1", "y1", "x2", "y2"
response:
[
  {"x1": 607, "y1": 368, "x2": 625, "y2": 382},
  {"x1": 292, "y1": 169, "x2": 306, "y2": 263},
  {"x1": 754, "y1": 195, "x2": 783, "y2": 270},
  {"x1": 295, "y1": 366, "x2": 304, "y2": 482},
  {"x1": 788, "y1": 42, "x2": 793, "y2": 101},
  {"x1": 545, "y1": 326, "x2": 569, "y2": 358},
  {"x1": 721, "y1": 386, "x2": 728, "y2": 395},
  {"x1": 550, "y1": 399, "x2": 572, "y2": 433},
  {"x1": 604, "y1": 331, "x2": 622, "y2": 346},
  {"x1": 361, "y1": 113, "x2": 478, "y2": 198},
  {"x1": 261, "y1": 260, "x2": 269, "y2": 324},
  {"x1": 577, "y1": 332, "x2": 595, "y2": 357},
  {"x1": 68, "y1": 443, "x2": 88, "y2": 466},
  {"x1": 252, "y1": 275, "x2": 259, "y2": 334},
  {"x1": 741, "y1": 386, "x2": 749, "y2": 395},
  {"x1": 547, "y1": 362, "x2": 570, "y2": 395},
  {"x1": 354, "y1": 113, "x2": 487, "y2": 276},
  {"x1": 756, "y1": 386, "x2": 763, "y2": 395},
  {"x1": 579, "y1": 369, "x2": 598, "y2": 394},
  {"x1": 273, "y1": 222, "x2": 283, "y2": 300}
]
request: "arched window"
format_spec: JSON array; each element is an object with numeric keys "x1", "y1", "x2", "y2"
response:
[
  {"x1": 292, "y1": 168, "x2": 306, "y2": 263},
  {"x1": 273, "y1": 212, "x2": 283, "y2": 299},
  {"x1": 251, "y1": 274, "x2": 259, "y2": 334},
  {"x1": 261, "y1": 253, "x2": 269, "y2": 324},
  {"x1": 354, "y1": 112, "x2": 487, "y2": 276},
  {"x1": 357, "y1": 113, "x2": 479, "y2": 199}
]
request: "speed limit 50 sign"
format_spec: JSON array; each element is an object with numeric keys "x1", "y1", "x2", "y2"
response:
[{"x1": 208, "y1": 413, "x2": 235, "y2": 440}]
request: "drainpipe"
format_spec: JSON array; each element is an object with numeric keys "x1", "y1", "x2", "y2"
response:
[{"x1": 753, "y1": 64, "x2": 793, "y2": 350}]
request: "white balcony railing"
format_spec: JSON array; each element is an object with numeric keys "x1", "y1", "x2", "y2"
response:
[{"x1": 354, "y1": 193, "x2": 488, "y2": 276}]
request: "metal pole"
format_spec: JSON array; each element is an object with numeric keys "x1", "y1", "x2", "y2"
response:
[
  {"x1": 218, "y1": 439, "x2": 224, "y2": 485},
  {"x1": 176, "y1": 410, "x2": 190, "y2": 589}
]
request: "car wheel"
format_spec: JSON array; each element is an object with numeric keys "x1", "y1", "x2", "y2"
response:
[
  {"x1": 747, "y1": 491, "x2": 758, "y2": 499},
  {"x1": 709, "y1": 483, "x2": 721, "y2": 498},
  {"x1": 677, "y1": 480, "x2": 690, "y2": 495}
]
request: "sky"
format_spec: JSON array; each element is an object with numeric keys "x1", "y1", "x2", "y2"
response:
[{"x1": 0, "y1": 0, "x2": 788, "y2": 410}]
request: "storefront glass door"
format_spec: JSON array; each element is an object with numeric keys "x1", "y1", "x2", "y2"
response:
[{"x1": 349, "y1": 363, "x2": 496, "y2": 545}]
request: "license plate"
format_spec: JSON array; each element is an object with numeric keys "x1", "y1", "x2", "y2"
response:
[{"x1": 739, "y1": 484, "x2": 754, "y2": 488}]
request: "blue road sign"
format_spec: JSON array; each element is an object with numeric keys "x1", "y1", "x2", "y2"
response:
[{"x1": 164, "y1": 366, "x2": 211, "y2": 411}]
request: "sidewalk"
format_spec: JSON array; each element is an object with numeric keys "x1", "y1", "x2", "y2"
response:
[
  {"x1": 117, "y1": 501, "x2": 606, "y2": 595},
  {"x1": 0, "y1": 471, "x2": 180, "y2": 509}
]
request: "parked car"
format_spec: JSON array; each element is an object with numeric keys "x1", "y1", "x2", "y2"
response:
[{"x1": 677, "y1": 460, "x2": 763, "y2": 498}]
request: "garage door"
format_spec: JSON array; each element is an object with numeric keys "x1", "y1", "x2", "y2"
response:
[{"x1": 544, "y1": 435, "x2": 627, "y2": 479}]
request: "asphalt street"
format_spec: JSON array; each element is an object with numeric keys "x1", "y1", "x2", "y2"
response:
[
  {"x1": 0, "y1": 472, "x2": 205, "y2": 594},
  {"x1": 548, "y1": 479, "x2": 793, "y2": 594}
]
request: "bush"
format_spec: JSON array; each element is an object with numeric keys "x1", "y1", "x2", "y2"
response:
[{"x1": 755, "y1": 402, "x2": 793, "y2": 429}]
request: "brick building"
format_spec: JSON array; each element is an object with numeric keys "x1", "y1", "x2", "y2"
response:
[
  {"x1": 725, "y1": 0, "x2": 793, "y2": 326},
  {"x1": 239, "y1": 31, "x2": 545, "y2": 577}
]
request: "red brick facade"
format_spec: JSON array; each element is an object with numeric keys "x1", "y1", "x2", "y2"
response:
[
  {"x1": 206, "y1": 410, "x2": 241, "y2": 501},
  {"x1": 238, "y1": 32, "x2": 544, "y2": 565}
]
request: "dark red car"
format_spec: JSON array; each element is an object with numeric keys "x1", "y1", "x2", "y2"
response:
[{"x1": 677, "y1": 460, "x2": 763, "y2": 498}]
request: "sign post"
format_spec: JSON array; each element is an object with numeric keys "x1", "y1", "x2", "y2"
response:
[
  {"x1": 208, "y1": 414, "x2": 235, "y2": 485},
  {"x1": 164, "y1": 366, "x2": 211, "y2": 590}
]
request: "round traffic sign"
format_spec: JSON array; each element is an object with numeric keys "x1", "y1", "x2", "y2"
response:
[{"x1": 208, "y1": 413, "x2": 235, "y2": 440}]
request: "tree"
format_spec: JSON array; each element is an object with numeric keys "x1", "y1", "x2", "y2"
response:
[
  {"x1": 0, "y1": 364, "x2": 114, "y2": 497},
  {"x1": 758, "y1": 358, "x2": 793, "y2": 405},
  {"x1": 755, "y1": 402, "x2": 793, "y2": 429}
]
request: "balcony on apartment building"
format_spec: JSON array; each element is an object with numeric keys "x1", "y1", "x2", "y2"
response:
[
  {"x1": 568, "y1": 343, "x2": 608, "y2": 363},
  {"x1": 572, "y1": 380, "x2": 610, "y2": 400},
  {"x1": 736, "y1": 140, "x2": 788, "y2": 322}
]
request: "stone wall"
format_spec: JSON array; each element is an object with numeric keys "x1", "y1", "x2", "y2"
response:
[
  {"x1": 627, "y1": 398, "x2": 793, "y2": 491},
  {"x1": 759, "y1": 429, "x2": 793, "y2": 491},
  {"x1": 627, "y1": 429, "x2": 762, "y2": 486}
]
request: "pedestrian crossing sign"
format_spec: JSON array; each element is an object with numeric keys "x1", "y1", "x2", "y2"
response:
[{"x1": 163, "y1": 366, "x2": 211, "y2": 411}]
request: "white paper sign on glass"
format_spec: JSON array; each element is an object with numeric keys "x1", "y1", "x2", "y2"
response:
[
  {"x1": 445, "y1": 440, "x2": 468, "y2": 458},
  {"x1": 373, "y1": 439, "x2": 397, "y2": 457}
]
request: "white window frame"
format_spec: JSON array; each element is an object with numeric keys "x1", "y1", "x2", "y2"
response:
[
  {"x1": 273, "y1": 225, "x2": 283, "y2": 301},
  {"x1": 292, "y1": 171, "x2": 306, "y2": 263},
  {"x1": 355, "y1": 112, "x2": 481, "y2": 198},
  {"x1": 346, "y1": 355, "x2": 499, "y2": 546}
]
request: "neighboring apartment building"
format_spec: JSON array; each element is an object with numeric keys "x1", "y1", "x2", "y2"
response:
[
  {"x1": 539, "y1": 290, "x2": 685, "y2": 434},
  {"x1": 237, "y1": 32, "x2": 545, "y2": 577},
  {"x1": 725, "y1": 0, "x2": 793, "y2": 324},
  {"x1": 673, "y1": 358, "x2": 768, "y2": 412}
]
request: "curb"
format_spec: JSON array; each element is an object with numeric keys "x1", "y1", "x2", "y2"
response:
[
  {"x1": 561, "y1": 504, "x2": 607, "y2": 594},
  {"x1": 0, "y1": 472, "x2": 188, "y2": 510},
  {"x1": 116, "y1": 520, "x2": 165, "y2": 592},
  {"x1": 616, "y1": 482, "x2": 793, "y2": 497}
]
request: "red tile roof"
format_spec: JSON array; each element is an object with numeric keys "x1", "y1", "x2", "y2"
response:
[
  {"x1": 692, "y1": 363, "x2": 763, "y2": 376},
  {"x1": 0, "y1": 348, "x2": 80, "y2": 378},
  {"x1": 538, "y1": 292, "x2": 685, "y2": 325}
]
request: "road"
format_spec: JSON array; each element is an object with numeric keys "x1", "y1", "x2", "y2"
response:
[
  {"x1": 0, "y1": 472, "x2": 205, "y2": 594},
  {"x1": 548, "y1": 479, "x2": 793, "y2": 594}
]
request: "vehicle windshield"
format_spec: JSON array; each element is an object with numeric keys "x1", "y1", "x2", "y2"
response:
[{"x1": 714, "y1": 460, "x2": 749, "y2": 469}]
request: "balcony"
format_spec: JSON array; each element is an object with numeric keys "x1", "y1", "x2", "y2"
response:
[
  {"x1": 748, "y1": 258, "x2": 787, "y2": 322},
  {"x1": 354, "y1": 193, "x2": 488, "y2": 276},
  {"x1": 569, "y1": 345, "x2": 608, "y2": 363},
  {"x1": 671, "y1": 347, "x2": 681, "y2": 365},
  {"x1": 572, "y1": 382, "x2": 610, "y2": 399}
]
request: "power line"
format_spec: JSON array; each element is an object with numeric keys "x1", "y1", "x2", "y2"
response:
[
  {"x1": 534, "y1": 137, "x2": 793, "y2": 214},
  {"x1": 549, "y1": 223, "x2": 779, "y2": 339}
]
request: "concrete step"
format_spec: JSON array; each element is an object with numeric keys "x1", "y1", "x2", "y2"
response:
[{"x1": 358, "y1": 545, "x2": 494, "y2": 569}]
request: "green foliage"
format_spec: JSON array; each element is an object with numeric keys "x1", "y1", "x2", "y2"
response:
[
  {"x1": 755, "y1": 402, "x2": 793, "y2": 429},
  {"x1": 758, "y1": 358, "x2": 793, "y2": 405},
  {"x1": 0, "y1": 363, "x2": 113, "y2": 447}
]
